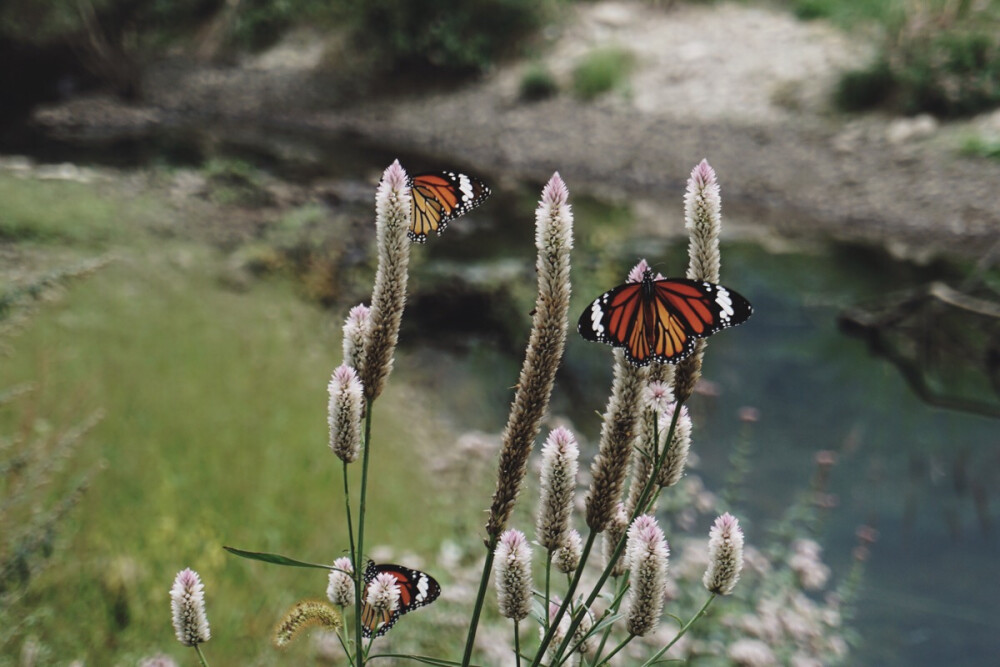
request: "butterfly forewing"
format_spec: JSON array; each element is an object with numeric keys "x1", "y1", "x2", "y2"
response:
[
  {"x1": 407, "y1": 171, "x2": 491, "y2": 243},
  {"x1": 578, "y1": 275, "x2": 753, "y2": 366},
  {"x1": 360, "y1": 562, "x2": 442, "y2": 638}
]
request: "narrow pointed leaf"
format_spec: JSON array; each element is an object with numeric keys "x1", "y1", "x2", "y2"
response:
[{"x1": 223, "y1": 546, "x2": 333, "y2": 570}]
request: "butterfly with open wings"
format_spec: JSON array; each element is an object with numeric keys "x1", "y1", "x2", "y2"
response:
[
  {"x1": 407, "y1": 171, "x2": 491, "y2": 243},
  {"x1": 578, "y1": 267, "x2": 753, "y2": 366},
  {"x1": 360, "y1": 561, "x2": 441, "y2": 638}
]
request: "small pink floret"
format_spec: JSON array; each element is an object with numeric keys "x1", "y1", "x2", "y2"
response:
[
  {"x1": 382, "y1": 160, "x2": 409, "y2": 191},
  {"x1": 542, "y1": 172, "x2": 569, "y2": 206}
]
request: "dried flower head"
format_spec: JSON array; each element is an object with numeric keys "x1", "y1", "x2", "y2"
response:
[
  {"x1": 326, "y1": 557, "x2": 354, "y2": 607},
  {"x1": 170, "y1": 568, "x2": 210, "y2": 647},
  {"x1": 536, "y1": 426, "x2": 579, "y2": 552},
  {"x1": 704, "y1": 513, "x2": 744, "y2": 595},
  {"x1": 486, "y1": 173, "x2": 573, "y2": 539},
  {"x1": 602, "y1": 502, "x2": 630, "y2": 577},
  {"x1": 625, "y1": 380, "x2": 675, "y2": 515},
  {"x1": 342, "y1": 304, "x2": 371, "y2": 372},
  {"x1": 656, "y1": 404, "x2": 692, "y2": 488},
  {"x1": 361, "y1": 160, "x2": 412, "y2": 401},
  {"x1": 554, "y1": 529, "x2": 582, "y2": 574},
  {"x1": 328, "y1": 365, "x2": 364, "y2": 463},
  {"x1": 366, "y1": 572, "x2": 401, "y2": 613},
  {"x1": 625, "y1": 515, "x2": 669, "y2": 636},
  {"x1": 273, "y1": 600, "x2": 343, "y2": 648},
  {"x1": 494, "y1": 529, "x2": 533, "y2": 621},
  {"x1": 586, "y1": 349, "x2": 646, "y2": 532},
  {"x1": 573, "y1": 605, "x2": 596, "y2": 654}
]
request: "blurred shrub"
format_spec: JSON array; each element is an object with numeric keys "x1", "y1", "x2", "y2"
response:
[
  {"x1": 519, "y1": 62, "x2": 559, "y2": 101},
  {"x1": 571, "y1": 47, "x2": 635, "y2": 100},
  {"x1": 201, "y1": 157, "x2": 273, "y2": 207},
  {"x1": 960, "y1": 134, "x2": 1000, "y2": 160},
  {"x1": 834, "y1": 0, "x2": 1000, "y2": 116},
  {"x1": 338, "y1": 0, "x2": 553, "y2": 72}
]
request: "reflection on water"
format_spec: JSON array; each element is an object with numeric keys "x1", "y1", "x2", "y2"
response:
[{"x1": 7, "y1": 124, "x2": 999, "y2": 666}]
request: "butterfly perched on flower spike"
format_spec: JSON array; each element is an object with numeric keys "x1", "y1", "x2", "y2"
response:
[
  {"x1": 578, "y1": 265, "x2": 753, "y2": 366},
  {"x1": 360, "y1": 561, "x2": 441, "y2": 638},
  {"x1": 407, "y1": 171, "x2": 491, "y2": 242}
]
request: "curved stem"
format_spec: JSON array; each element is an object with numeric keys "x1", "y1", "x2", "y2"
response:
[
  {"x1": 193, "y1": 644, "x2": 210, "y2": 667},
  {"x1": 355, "y1": 400, "x2": 375, "y2": 667},
  {"x1": 640, "y1": 595, "x2": 716, "y2": 667},
  {"x1": 595, "y1": 633, "x2": 633, "y2": 667},
  {"x1": 343, "y1": 460, "x2": 357, "y2": 571},
  {"x1": 460, "y1": 536, "x2": 498, "y2": 666}
]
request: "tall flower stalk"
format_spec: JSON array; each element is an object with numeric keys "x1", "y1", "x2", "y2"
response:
[
  {"x1": 352, "y1": 160, "x2": 413, "y2": 666},
  {"x1": 463, "y1": 173, "x2": 573, "y2": 666}
]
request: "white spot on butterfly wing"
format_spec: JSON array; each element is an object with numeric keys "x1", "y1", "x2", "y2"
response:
[
  {"x1": 590, "y1": 300, "x2": 605, "y2": 337},
  {"x1": 415, "y1": 574, "x2": 429, "y2": 603},
  {"x1": 458, "y1": 174, "x2": 474, "y2": 202},
  {"x1": 715, "y1": 287, "x2": 734, "y2": 321}
]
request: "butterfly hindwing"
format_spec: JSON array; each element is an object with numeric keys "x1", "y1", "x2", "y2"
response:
[
  {"x1": 361, "y1": 562, "x2": 441, "y2": 638},
  {"x1": 408, "y1": 171, "x2": 491, "y2": 243},
  {"x1": 578, "y1": 273, "x2": 752, "y2": 366}
]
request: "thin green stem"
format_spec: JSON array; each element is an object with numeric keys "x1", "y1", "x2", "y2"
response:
[
  {"x1": 595, "y1": 633, "x2": 633, "y2": 667},
  {"x1": 544, "y1": 550, "x2": 553, "y2": 635},
  {"x1": 460, "y1": 535, "x2": 498, "y2": 666},
  {"x1": 193, "y1": 644, "x2": 210, "y2": 667},
  {"x1": 550, "y1": 401, "x2": 685, "y2": 665},
  {"x1": 336, "y1": 621, "x2": 354, "y2": 666},
  {"x1": 591, "y1": 575, "x2": 629, "y2": 664},
  {"x1": 355, "y1": 400, "x2": 375, "y2": 667},
  {"x1": 529, "y1": 531, "x2": 596, "y2": 666},
  {"x1": 640, "y1": 595, "x2": 716, "y2": 667},
  {"x1": 343, "y1": 460, "x2": 357, "y2": 571},
  {"x1": 515, "y1": 620, "x2": 522, "y2": 667}
]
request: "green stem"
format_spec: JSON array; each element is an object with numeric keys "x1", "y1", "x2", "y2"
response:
[
  {"x1": 343, "y1": 460, "x2": 358, "y2": 573},
  {"x1": 336, "y1": 621, "x2": 354, "y2": 666},
  {"x1": 515, "y1": 620, "x2": 522, "y2": 667},
  {"x1": 550, "y1": 400, "x2": 685, "y2": 665},
  {"x1": 193, "y1": 644, "x2": 210, "y2": 667},
  {"x1": 595, "y1": 633, "x2": 633, "y2": 666},
  {"x1": 529, "y1": 530, "x2": 596, "y2": 666},
  {"x1": 544, "y1": 550, "x2": 553, "y2": 635},
  {"x1": 591, "y1": 575, "x2": 629, "y2": 664},
  {"x1": 460, "y1": 535, "x2": 498, "y2": 666},
  {"x1": 640, "y1": 595, "x2": 716, "y2": 667},
  {"x1": 355, "y1": 400, "x2": 375, "y2": 667}
]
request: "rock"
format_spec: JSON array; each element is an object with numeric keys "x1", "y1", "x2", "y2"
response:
[{"x1": 886, "y1": 114, "x2": 938, "y2": 145}]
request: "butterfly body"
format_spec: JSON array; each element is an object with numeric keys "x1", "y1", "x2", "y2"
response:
[
  {"x1": 578, "y1": 270, "x2": 752, "y2": 366},
  {"x1": 360, "y1": 561, "x2": 441, "y2": 638},
  {"x1": 408, "y1": 171, "x2": 491, "y2": 242}
]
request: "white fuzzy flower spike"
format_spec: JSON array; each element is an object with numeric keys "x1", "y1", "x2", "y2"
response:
[{"x1": 170, "y1": 568, "x2": 211, "y2": 647}]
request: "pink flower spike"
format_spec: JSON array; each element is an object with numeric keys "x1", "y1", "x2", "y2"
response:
[
  {"x1": 542, "y1": 172, "x2": 569, "y2": 207},
  {"x1": 381, "y1": 159, "x2": 409, "y2": 193},
  {"x1": 690, "y1": 159, "x2": 718, "y2": 191},
  {"x1": 170, "y1": 569, "x2": 210, "y2": 647}
]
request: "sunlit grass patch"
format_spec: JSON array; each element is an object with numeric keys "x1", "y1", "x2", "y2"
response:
[
  {"x1": 0, "y1": 245, "x2": 455, "y2": 663},
  {"x1": 0, "y1": 174, "x2": 148, "y2": 245}
]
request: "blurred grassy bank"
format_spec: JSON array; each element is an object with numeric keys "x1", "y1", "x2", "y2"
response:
[{"x1": 0, "y1": 172, "x2": 457, "y2": 664}]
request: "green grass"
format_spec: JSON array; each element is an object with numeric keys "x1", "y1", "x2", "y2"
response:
[
  {"x1": 1, "y1": 179, "x2": 460, "y2": 663},
  {"x1": 519, "y1": 62, "x2": 559, "y2": 101},
  {"x1": 0, "y1": 175, "x2": 146, "y2": 245},
  {"x1": 960, "y1": 134, "x2": 1000, "y2": 160},
  {"x1": 571, "y1": 47, "x2": 635, "y2": 101}
]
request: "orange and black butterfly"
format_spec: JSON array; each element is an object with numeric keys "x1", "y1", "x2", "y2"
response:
[
  {"x1": 408, "y1": 171, "x2": 491, "y2": 243},
  {"x1": 578, "y1": 267, "x2": 753, "y2": 366},
  {"x1": 360, "y1": 561, "x2": 441, "y2": 638}
]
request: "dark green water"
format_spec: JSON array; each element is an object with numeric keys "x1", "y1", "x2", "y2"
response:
[{"x1": 5, "y1": 122, "x2": 998, "y2": 665}]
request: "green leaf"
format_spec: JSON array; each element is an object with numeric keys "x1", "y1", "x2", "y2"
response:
[{"x1": 223, "y1": 546, "x2": 333, "y2": 570}]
